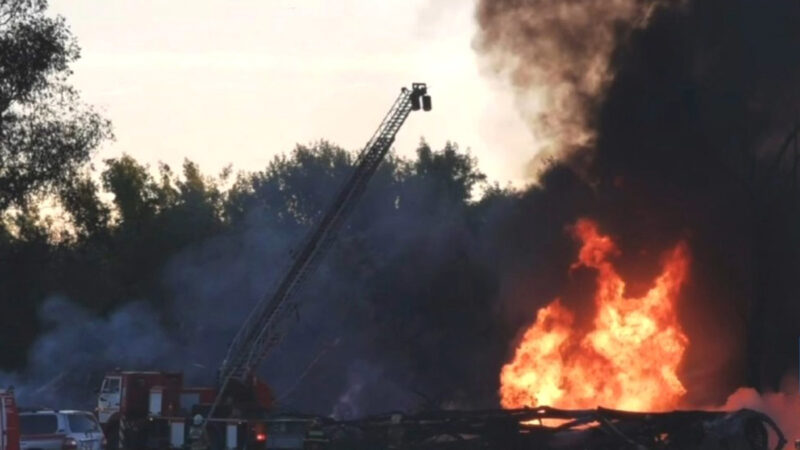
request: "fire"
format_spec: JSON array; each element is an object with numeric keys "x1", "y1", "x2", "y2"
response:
[{"x1": 500, "y1": 219, "x2": 690, "y2": 411}]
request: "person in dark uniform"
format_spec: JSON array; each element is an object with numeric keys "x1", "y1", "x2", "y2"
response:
[{"x1": 188, "y1": 415, "x2": 210, "y2": 450}]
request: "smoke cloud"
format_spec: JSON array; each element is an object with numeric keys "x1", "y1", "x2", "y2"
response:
[
  {"x1": 477, "y1": 0, "x2": 800, "y2": 408},
  {"x1": 474, "y1": 0, "x2": 674, "y2": 171},
  {"x1": 0, "y1": 298, "x2": 183, "y2": 408},
  {"x1": 720, "y1": 375, "x2": 800, "y2": 443}
]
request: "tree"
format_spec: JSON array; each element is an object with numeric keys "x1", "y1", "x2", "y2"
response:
[
  {"x1": 101, "y1": 155, "x2": 160, "y2": 227},
  {"x1": 0, "y1": 0, "x2": 110, "y2": 212},
  {"x1": 399, "y1": 141, "x2": 487, "y2": 215},
  {"x1": 226, "y1": 141, "x2": 354, "y2": 229},
  {"x1": 59, "y1": 175, "x2": 110, "y2": 239}
]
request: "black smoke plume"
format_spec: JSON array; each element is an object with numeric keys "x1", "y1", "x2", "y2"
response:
[{"x1": 476, "y1": 0, "x2": 800, "y2": 405}]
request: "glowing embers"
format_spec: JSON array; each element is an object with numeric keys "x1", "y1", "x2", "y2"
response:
[{"x1": 500, "y1": 219, "x2": 689, "y2": 411}]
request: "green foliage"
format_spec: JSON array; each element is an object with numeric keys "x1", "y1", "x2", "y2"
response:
[
  {"x1": 413, "y1": 141, "x2": 486, "y2": 204},
  {"x1": 101, "y1": 155, "x2": 160, "y2": 225},
  {"x1": 0, "y1": 0, "x2": 111, "y2": 212},
  {"x1": 227, "y1": 141, "x2": 353, "y2": 228},
  {"x1": 59, "y1": 175, "x2": 109, "y2": 238}
]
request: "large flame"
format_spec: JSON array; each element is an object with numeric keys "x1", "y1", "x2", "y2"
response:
[{"x1": 500, "y1": 219, "x2": 690, "y2": 411}]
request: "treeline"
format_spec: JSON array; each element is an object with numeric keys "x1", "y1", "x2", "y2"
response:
[{"x1": 0, "y1": 140, "x2": 506, "y2": 371}]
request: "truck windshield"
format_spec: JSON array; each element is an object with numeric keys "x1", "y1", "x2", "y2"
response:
[
  {"x1": 20, "y1": 414, "x2": 58, "y2": 435},
  {"x1": 67, "y1": 414, "x2": 99, "y2": 433},
  {"x1": 101, "y1": 378, "x2": 120, "y2": 394}
]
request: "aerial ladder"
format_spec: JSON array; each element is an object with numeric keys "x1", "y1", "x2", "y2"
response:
[
  {"x1": 95, "y1": 84, "x2": 431, "y2": 449},
  {"x1": 206, "y1": 83, "x2": 432, "y2": 421}
]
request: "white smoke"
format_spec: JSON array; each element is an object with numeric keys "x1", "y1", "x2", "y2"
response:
[{"x1": 720, "y1": 375, "x2": 800, "y2": 445}]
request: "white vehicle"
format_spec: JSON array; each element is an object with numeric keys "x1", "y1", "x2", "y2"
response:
[{"x1": 19, "y1": 410, "x2": 105, "y2": 450}]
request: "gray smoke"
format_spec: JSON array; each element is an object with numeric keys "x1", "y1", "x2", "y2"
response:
[{"x1": 0, "y1": 298, "x2": 181, "y2": 408}]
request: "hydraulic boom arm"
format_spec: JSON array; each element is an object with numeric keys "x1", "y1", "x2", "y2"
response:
[{"x1": 212, "y1": 83, "x2": 431, "y2": 408}]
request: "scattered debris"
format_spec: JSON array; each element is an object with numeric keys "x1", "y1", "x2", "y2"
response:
[{"x1": 302, "y1": 406, "x2": 785, "y2": 450}]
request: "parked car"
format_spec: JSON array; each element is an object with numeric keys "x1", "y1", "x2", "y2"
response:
[{"x1": 19, "y1": 410, "x2": 105, "y2": 450}]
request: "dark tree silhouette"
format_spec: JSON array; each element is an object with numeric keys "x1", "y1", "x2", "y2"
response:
[{"x1": 0, "y1": 0, "x2": 110, "y2": 212}]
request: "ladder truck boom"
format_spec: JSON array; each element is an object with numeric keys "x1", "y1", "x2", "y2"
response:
[{"x1": 210, "y1": 83, "x2": 432, "y2": 413}]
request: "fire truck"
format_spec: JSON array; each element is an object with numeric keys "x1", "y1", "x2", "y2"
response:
[
  {"x1": 95, "y1": 84, "x2": 432, "y2": 450},
  {"x1": 0, "y1": 389, "x2": 20, "y2": 450}
]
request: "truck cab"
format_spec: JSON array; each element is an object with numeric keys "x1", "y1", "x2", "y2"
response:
[
  {"x1": 96, "y1": 371, "x2": 184, "y2": 426},
  {"x1": 96, "y1": 376, "x2": 121, "y2": 424},
  {"x1": 1, "y1": 389, "x2": 20, "y2": 450}
]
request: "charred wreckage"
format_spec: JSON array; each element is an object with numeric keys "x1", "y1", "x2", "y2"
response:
[{"x1": 290, "y1": 406, "x2": 785, "y2": 450}]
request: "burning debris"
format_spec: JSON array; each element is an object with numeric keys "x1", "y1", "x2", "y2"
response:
[{"x1": 500, "y1": 219, "x2": 689, "y2": 411}]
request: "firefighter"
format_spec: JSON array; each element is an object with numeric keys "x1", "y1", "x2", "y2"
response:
[{"x1": 188, "y1": 415, "x2": 209, "y2": 450}]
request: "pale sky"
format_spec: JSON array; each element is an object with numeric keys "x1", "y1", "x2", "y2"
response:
[{"x1": 48, "y1": 0, "x2": 533, "y2": 186}]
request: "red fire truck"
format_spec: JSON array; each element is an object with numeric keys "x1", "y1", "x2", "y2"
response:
[
  {"x1": 96, "y1": 372, "x2": 273, "y2": 449},
  {"x1": 1, "y1": 389, "x2": 20, "y2": 450},
  {"x1": 96, "y1": 84, "x2": 432, "y2": 450}
]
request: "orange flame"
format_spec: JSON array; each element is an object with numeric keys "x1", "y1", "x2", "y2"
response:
[{"x1": 500, "y1": 219, "x2": 690, "y2": 411}]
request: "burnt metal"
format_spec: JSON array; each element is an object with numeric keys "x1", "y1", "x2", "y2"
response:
[{"x1": 282, "y1": 407, "x2": 786, "y2": 450}]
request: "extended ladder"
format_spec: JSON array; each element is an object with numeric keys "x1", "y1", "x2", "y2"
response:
[{"x1": 207, "y1": 83, "x2": 431, "y2": 419}]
